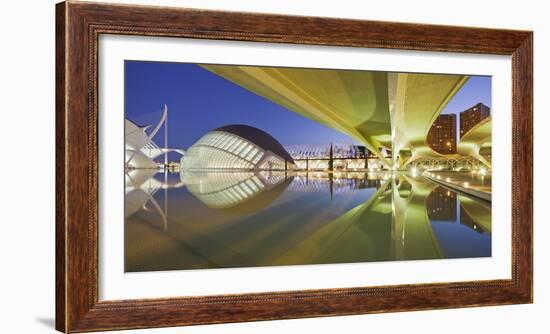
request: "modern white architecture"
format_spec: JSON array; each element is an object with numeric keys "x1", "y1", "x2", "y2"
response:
[{"x1": 180, "y1": 125, "x2": 296, "y2": 171}]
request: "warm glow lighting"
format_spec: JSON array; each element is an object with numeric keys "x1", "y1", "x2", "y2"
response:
[
  {"x1": 463, "y1": 182, "x2": 469, "y2": 188},
  {"x1": 446, "y1": 178, "x2": 451, "y2": 182}
]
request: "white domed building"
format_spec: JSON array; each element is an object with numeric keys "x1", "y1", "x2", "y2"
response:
[{"x1": 180, "y1": 125, "x2": 296, "y2": 171}]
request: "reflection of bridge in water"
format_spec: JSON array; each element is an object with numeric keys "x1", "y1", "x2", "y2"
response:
[
  {"x1": 275, "y1": 173, "x2": 490, "y2": 264},
  {"x1": 287, "y1": 173, "x2": 384, "y2": 194},
  {"x1": 125, "y1": 170, "x2": 492, "y2": 271}
]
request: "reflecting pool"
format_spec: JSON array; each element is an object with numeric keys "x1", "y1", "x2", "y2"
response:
[{"x1": 125, "y1": 170, "x2": 491, "y2": 272}]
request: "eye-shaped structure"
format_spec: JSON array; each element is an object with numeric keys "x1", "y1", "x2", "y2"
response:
[{"x1": 181, "y1": 124, "x2": 295, "y2": 171}]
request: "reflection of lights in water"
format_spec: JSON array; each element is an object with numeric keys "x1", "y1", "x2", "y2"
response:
[
  {"x1": 290, "y1": 172, "x2": 382, "y2": 193},
  {"x1": 181, "y1": 171, "x2": 288, "y2": 209},
  {"x1": 125, "y1": 169, "x2": 492, "y2": 272}
]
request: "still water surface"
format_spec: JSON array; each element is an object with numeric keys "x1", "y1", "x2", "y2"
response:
[{"x1": 125, "y1": 170, "x2": 491, "y2": 272}]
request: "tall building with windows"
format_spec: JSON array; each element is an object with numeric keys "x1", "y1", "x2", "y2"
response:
[
  {"x1": 460, "y1": 103, "x2": 491, "y2": 138},
  {"x1": 427, "y1": 114, "x2": 457, "y2": 155},
  {"x1": 180, "y1": 124, "x2": 296, "y2": 171}
]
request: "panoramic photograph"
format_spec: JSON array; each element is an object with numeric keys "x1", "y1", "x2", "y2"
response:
[{"x1": 124, "y1": 61, "x2": 492, "y2": 272}]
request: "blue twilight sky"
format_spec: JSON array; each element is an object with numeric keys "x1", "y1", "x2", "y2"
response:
[
  {"x1": 440, "y1": 75, "x2": 492, "y2": 135},
  {"x1": 125, "y1": 61, "x2": 491, "y2": 150}
]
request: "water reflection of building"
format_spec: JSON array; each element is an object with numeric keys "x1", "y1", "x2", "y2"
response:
[
  {"x1": 181, "y1": 171, "x2": 292, "y2": 210},
  {"x1": 460, "y1": 206, "x2": 485, "y2": 233},
  {"x1": 460, "y1": 204, "x2": 488, "y2": 233},
  {"x1": 125, "y1": 168, "x2": 169, "y2": 230},
  {"x1": 426, "y1": 186, "x2": 457, "y2": 221},
  {"x1": 181, "y1": 125, "x2": 296, "y2": 171},
  {"x1": 288, "y1": 172, "x2": 383, "y2": 193},
  {"x1": 125, "y1": 169, "x2": 495, "y2": 271}
]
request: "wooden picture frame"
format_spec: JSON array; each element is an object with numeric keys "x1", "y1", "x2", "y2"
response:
[{"x1": 56, "y1": 1, "x2": 533, "y2": 332}]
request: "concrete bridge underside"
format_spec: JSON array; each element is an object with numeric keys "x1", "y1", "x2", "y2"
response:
[
  {"x1": 457, "y1": 117, "x2": 492, "y2": 168},
  {"x1": 202, "y1": 64, "x2": 472, "y2": 167}
]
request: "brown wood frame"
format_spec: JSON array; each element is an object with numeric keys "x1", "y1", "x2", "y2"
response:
[{"x1": 56, "y1": 1, "x2": 533, "y2": 332}]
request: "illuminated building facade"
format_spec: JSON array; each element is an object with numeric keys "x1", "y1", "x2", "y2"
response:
[
  {"x1": 460, "y1": 103, "x2": 491, "y2": 138},
  {"x1": 427, "y1": 114, "x2": 457, "y2": 155},
  {"x1": 284, "y1": 143, "x2": 390, "y2": 171},
  {"x1": 180, "y1": 125, "x2": 295, "y2": 171}
]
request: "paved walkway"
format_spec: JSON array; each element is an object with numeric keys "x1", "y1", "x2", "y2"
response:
[{"x1": 423, "y1": 170, "x2": 491, "y2": 201}]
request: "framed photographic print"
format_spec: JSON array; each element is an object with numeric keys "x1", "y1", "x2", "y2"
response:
[{"x1": 56, "y1": 1, "x2": 533, "y2": 332}]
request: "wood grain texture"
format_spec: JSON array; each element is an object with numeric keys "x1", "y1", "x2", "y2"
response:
[
  {"x1": 55, "y1": 1, "x2": 533, "y2": 332},
  {"x1": 55, "y1": 2, "x2": 67, "y2": 332}
]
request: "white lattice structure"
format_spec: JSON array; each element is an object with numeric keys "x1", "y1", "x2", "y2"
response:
[
  {"x1": 181, "y1": 125, "x2": 296, "y2": 171},
  {"x1": 125, "y1": 105, "x2": 186, "y2": 170}
]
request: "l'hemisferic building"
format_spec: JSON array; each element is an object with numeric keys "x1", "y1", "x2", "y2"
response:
[{"x1": 181, "y1": 124, "x2": 296, "y2": 171}]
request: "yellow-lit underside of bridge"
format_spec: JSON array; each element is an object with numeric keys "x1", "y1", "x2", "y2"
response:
[
  {"x1": 457, "y1": 117, "x2": 492, "y2": 168},
  {"x1": 201, "y1": 64, "x2": 472, "y2": 167}
]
